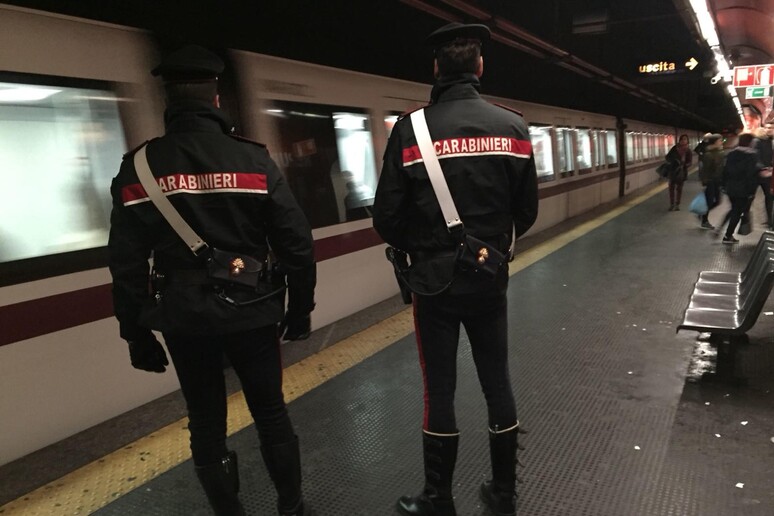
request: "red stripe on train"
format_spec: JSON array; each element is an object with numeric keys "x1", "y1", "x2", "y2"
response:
[
  {"x1": 0, "y1": 228, "x2": 385, "y2": 347},
  {"x1": 0, "y1": 285, "x2": 114, "y2": 347},
  {"x1": 313, "y1": 227, "x2": 384, "y2": 262}
]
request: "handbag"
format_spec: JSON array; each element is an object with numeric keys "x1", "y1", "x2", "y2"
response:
[
  {"x1": 387, "y1": 109, "x2": 507, "y2": 288},
  {"x1": 656, "y1": 161, "x2": 671, "y2": 178},
  {"x1": 688, "y1": 192, "x2": 708, "y2": 215},
  {"x1": 134, "y1": 145, "x2": 285, "y2": 306}
]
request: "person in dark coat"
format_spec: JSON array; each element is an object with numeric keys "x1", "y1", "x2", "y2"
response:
[
  {"x1": 373, "y1": 22, "x2": 538, "y2": 516},
  {"x1": 108, "y1": 45, "x2": 316, "y2": 516},
  {"x1": 721, "y1": 132, "x2": 765, "y2": 243},
  {"x1": 752, "y1": 125, "x2": 774, "y2": 228},
  {"x1": 665, "y1": 134, "x2": 693, "y2": 211},
  {"x1": 697, "y1": 134, "x2": 725, "y2": 229}
]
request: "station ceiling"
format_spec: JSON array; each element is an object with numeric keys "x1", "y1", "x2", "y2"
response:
[{"x1": 4, "y1": 0, "x2": 766, "y2": 131}]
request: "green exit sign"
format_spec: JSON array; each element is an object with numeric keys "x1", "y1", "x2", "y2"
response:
[{"x1": 746, "y1": 87, "x2": 772, "y2": 98}]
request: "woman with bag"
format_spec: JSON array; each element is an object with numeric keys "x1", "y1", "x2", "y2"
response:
[{"x1": 666, "y1": 134, "x2": 693, "y2": 211}]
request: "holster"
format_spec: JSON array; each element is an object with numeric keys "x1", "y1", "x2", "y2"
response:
[
  {"x1": 385, "y1": 247, "x2": 413, "y2": 304},
  {"x1": 385, "y1": 246, "x2": 456, "y2": 299}
]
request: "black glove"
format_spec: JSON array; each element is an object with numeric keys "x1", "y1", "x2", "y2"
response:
[
  {"x1": 279, "y1": 312, "x2": 311, "y2": 341},
  {"x1": 127, "y1": 334, "x2": 169, "y2": 373}
]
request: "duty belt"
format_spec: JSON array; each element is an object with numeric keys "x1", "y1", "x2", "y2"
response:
[
  {"x1": 160, "y1": 269, "x2": 212, "y2": 285},
  {"x1": 410, "y1": 250, "x2": 458, "y2": 262}
]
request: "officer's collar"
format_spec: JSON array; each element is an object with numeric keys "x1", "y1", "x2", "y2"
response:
[
  {"x1": 430, "y1": 73, "x2": 481, "y2": 104},
  {"x1": 164, "y1": 99, "x2": 233, "y2": 134}
]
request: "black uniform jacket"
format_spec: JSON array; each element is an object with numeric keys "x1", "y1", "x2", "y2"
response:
[
  {"x1": 373, "y1": 74, "x2": 538, "y2": 294},
  {"x1": 108, "y1": 100, "x2": 315, "y2": 340}
]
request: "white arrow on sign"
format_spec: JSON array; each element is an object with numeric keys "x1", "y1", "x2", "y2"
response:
[{"x1": 685, "y1": 57, "x2": 699, "y2": 70}]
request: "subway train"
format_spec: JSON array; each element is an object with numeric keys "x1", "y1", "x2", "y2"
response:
[{"x1": 0, "y1": 4, "x2": 703, "y2": 467}]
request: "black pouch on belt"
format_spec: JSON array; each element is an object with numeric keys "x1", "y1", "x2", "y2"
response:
[
  {"x1": 456, "y1": 234, "x2": 506, "y2": 279},
  {"x1": 206, "y1": 247, "x2": 264, "y2": 289}
]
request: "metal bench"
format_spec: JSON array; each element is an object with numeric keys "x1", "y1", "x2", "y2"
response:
[
  {"x1": 678, "y1": 231, "x2": 774, "y2": 341},
  {"x1": 696, "y1": 231, "x2": 774, "y2": 285},
  {"x1": 677, "y1": 233, "x2": 774, "y2": 382},
  {"x1": 689, "y1": 244, "x2": 774, "y2": 306}
]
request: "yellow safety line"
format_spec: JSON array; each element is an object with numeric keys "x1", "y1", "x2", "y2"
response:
[{"x1": 0, "y1": 181, "x2": 665, "y2": 516}]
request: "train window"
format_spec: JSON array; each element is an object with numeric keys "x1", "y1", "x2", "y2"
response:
[
  {"x1": 666, "y1": 134, "x2": 675, "y2": 156},
  {"x1": 605, "y1": 130, "x2": 618, "y2": 167},
  {"x1": 528, "y1": 124, "x2": 555, "y2": 182},
  {"x1": 556, "y1": 127, "x2": 575, "y2": 177},
  {"x1": 592, "y1": 130, "x2": 605, "y2": 169},
  {"x1": 384, "y1": 114, "x2": 399, "y2": 139},
  {"x1": 264, "y1": 100, "x2": 377, "y2": 228},
  {"x1": 647, "y1": 134, "x2": 654, "y2": 159},
  {"x1": 633, "y1": 133, "x2": 638, "y2": 162},
  {"x1": 0, "y1": 79, "x2": 125, "y2": 267},
  {"x1": 576, "y1": 128, "x2": 592, "y2": 174},
  {"x1": 625, "y1": 132, "x2": 635, "y2": 164}
]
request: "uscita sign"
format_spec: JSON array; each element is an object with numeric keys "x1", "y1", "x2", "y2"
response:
[{"x1": 639, "y1": 61, "x2": 676, "y2": 74}]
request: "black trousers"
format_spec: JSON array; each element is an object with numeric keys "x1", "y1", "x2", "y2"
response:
[
  {"x1": 725, "y1": 196, "x2": 754, "y2": 237},
  {"x1": 758, "y1": 180, "x2": 773, "y2": 226},
  {"x1": 413, "y1": 290, "x2": 517, "y2": 433},
  {"x1": 164, "y1": 325, "x2": 294, "y2": 466},
  {"x1": 668, "y1": 178, "x2": 684, "y2": 206},
  {"x1": 702, "y1": 181, "x2": 721, "y2": 223}
]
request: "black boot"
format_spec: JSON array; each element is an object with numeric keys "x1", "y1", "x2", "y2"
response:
[
  {"x1": 396, "y1": 431, "x2": 459, "y2": 516},
  {"x1": 480, "y1": 423, "x2": 519, "y2": 516},
  {"x1": 195, "y1": 451, "x2": 246, "y2": 516},
  {"x1": 261, "y1": 435, "x2": 314, "y2": 515}
]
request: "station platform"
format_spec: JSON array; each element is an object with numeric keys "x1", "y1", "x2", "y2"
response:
[{"x1": 2, "y1": 175, "x2": 774, "y2": 516}]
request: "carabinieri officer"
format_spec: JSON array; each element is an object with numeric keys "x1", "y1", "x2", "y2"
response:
[
  {"x1": 108, "y1": 45, "x2": 316, "y2": 516},
  {"x1": 373, "y1": 23, "x2": 538, "y2": 516}
]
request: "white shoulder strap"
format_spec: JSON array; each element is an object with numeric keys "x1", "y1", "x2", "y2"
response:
[
  {"x1": 409, "y1": 109, "x2": 463, "y2": 231},
  {"x1": 133, "y1": 145, "x2": 208, "y2": 255}
]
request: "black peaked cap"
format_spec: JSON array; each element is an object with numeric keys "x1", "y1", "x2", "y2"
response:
[
  {"x1": 425, "y1": 22, "x2": 491, "y2": 49},
  {"x1": 151, "y1": 44, "x2": 224, "y2": 80}
]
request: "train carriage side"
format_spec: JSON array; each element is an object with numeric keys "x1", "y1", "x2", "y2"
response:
[{"x1": 0, "y1": 5, "x2": 172, "y2": 466}]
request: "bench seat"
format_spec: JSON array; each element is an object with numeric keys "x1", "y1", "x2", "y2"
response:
[{"x1": 678, "y1": 232, "x2": 774, "y2": 336}]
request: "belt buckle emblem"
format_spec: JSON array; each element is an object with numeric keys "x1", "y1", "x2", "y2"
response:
[
  {"x1": 476, "y1": 247, "x2": 489, "y2": 264},
  {"x1": 229, "y1": 257, "x2": 245, "y2": 277}
]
